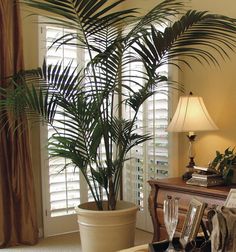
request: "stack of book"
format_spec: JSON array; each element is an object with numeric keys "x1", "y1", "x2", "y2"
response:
[{"x1": 186, "y1": 166, "x2": 224, "y2": 187}]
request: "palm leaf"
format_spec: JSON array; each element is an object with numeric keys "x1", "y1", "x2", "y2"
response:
[
  {"x1": 126, "y1": 0, "x2": 185, "y2": 43},
  {"x1": 22, "y1": 0, "x2": 137, "y2": 49},
  {"x1": 133, "y1": 10, "x2": 236, "y2": 73}
]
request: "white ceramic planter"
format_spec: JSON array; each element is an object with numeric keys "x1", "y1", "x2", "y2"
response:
[{"x1": 76, "y1": 201, "x2": 138, "y2": 252}]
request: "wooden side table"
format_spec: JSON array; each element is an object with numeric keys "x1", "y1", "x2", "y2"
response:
[{"x1": 148, "y1": 177, "x2": 235, "y2": 242}]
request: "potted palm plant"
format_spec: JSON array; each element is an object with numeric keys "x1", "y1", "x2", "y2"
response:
[{"x1": 2, "y1": 0, "x2": 236, "y2": 251}]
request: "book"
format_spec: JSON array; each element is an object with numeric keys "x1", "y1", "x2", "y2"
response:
[
  {"x1": 186, "y1": 177, "x2": 224, "y2": 187},
  {"x1": 192, "y1": 173, "x2": 222, "y2": 180},
  {"x1": 193, "y1": 165, "x2": 217, "y2": 174},
  {"x1": 194, "y1": 165, "x2": 209, "y2": 171}
]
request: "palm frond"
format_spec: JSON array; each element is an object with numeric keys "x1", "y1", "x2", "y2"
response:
[
  {"x1": 133, "y1": 10, "x2": 236, "y2": 72},
  {"x1": 22, "y1": 0, "x2": 137, "y2": 48},
  {"x1": 126, "y1": 0, "x2": 185, "y2": 43}
]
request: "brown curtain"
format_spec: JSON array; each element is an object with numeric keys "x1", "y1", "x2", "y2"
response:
[{"x1": 0, "y1": 0, "x2": 38, "y2": 248}]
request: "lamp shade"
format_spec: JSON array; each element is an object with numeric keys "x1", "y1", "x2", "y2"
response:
[{"x1": 167, "y1": 93, "x2": 218, "y2": 132}]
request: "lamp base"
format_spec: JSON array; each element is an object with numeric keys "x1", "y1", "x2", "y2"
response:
[
  {"x1": 186, "y1": 157, "x2": 195, "y2": 168},
  {"x1": 182, "y1": 167, "x2": 194, "y2": 181},
  {"x1": 182, "y1": 170, "x2": 193, "y2": 181},
  {"x1": 182, "y1": 156, "x2": 196, "y2": 180}
]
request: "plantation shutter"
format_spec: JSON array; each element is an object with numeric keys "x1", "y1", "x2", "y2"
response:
[
  {"x1": 43, "y1": 25, "x2": 107, "y2": 217},
  {"x1": 45, "y1": 26, "x2": 83, "y2": 217},
  {"x1": 123, "y1": 50, "x2": 169, "y2": 231}
]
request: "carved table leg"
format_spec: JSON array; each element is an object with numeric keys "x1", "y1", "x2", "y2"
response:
[{"x1": 148, "y1": 181, "x2": 160, "y2": 242}]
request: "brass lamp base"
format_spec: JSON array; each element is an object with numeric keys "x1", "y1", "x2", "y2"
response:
[
  {"x1": 187, "y1": 157, "x2": 195, "y2": 168},
  {"x1": 182, "y1": 163, "x2": 195, "y2": 181},
  {"x1": 182, "y1": 170, "x2": 193, "y2": 181},
  {"x1": 183, "y1": 133, "x2": 196, "y2": 181}
]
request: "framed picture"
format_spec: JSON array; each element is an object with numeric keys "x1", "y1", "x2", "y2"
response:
[
  {"x1": 225, "y1": 189, "x2": 236, "y2": 208},
  {"x1": 179, "y1": 199, "x2": 207, "y2": 248}
]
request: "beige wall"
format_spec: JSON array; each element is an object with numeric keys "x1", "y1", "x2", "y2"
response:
[
  {"x1": 122, "y1": 0, "x2": 162, "y2": 13},
  {"x1": 20, "y1": 0, "x2": 236, "y2": 232},
  {"x1": 178, "y1": 0, "x2": 236, "y2": 174}
]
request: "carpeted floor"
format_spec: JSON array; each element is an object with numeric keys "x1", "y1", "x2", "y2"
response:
[{"x1": 2, "y1": 229, "x2": 153, "y2": 252}]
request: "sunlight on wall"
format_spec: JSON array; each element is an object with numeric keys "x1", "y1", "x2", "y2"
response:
[{"x1": 179, "y1": 0, "x2": 236, "y2": 173}]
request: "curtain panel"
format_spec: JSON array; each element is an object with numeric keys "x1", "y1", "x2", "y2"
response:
[{"x1": 0, "y1": 0, "x2": 38, "y2": 248}]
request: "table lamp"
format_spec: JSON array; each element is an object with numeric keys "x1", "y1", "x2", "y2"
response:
[{"x1": 167, "y1": 92, "x2": 218, "y2": 180}]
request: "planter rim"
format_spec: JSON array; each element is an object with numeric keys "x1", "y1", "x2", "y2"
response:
[{"x1": 75, "y1": 200, "x2": 138, "y2": 216}]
